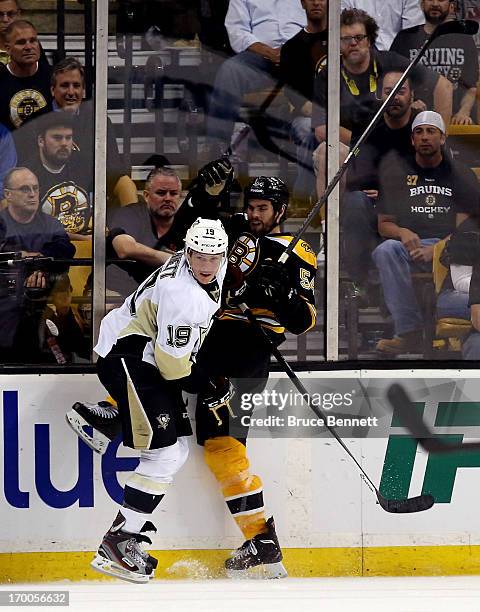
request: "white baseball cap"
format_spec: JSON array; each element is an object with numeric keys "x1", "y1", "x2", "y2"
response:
[{"x1": 411, "y1": 110, "x2": 446, "y2": 134}]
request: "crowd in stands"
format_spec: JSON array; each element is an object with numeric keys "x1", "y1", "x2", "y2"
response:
[{"x1": 1, "y1": 0, "x2": 480, "y2": 365}]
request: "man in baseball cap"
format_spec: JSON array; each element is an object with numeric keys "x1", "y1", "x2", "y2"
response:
[{"x1": 372, "y1": 108, "x2": 479, "y2": 355}]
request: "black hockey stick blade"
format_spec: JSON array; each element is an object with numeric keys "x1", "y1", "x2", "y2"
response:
[
  {"x1": 376, "y1": 491, "x2": 435, "y2": 514},
  {"x1": 387, "y1": 383, "x2": 480, "y2": 454},
  {"x1": 432, "y1": 19, "x2": 479, "y2": 40}
]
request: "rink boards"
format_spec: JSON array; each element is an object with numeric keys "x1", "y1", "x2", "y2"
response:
[{"x1": 1, "y1": 371, "x2": 480, "y2": 582}]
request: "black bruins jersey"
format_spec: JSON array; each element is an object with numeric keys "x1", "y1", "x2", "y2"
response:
[{"x1": 221, "y1": 213, "x2": 317, "y2": 339}]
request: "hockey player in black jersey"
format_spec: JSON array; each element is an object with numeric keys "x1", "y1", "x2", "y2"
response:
[{"x1": 67, "y1": 164, "x2": 317, "y2": 580}]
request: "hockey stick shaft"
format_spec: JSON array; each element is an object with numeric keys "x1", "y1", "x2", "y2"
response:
[
  {"x1": 278, "y1": 19, "x2": 478, "y2": 265},
  {"x1": 239, "y1": 303, "x2": 434, "y2": 512},
  {"x1": 387, "y1": 383, "x2": 480, "y2": 453}
]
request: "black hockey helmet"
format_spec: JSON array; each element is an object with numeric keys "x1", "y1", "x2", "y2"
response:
[{"x1": 244, "y1": 176, "x2": 289, "y2": 223}]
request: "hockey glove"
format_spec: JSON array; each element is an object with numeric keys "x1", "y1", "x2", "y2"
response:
[
  {"x1": 203, "y1": 376, "x2": 235, "y2": 426},
  {"x1": 197, "y1": 157, "x2": 233, "y2": 197},
  {"x1": 256, "y1": 259, "x2": 292, "y2": 308}
]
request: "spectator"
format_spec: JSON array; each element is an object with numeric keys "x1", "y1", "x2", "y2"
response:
[
  {"x1": 312, "y1": 9, "x2": 452, "y2": 199},
  {"x1": 0, "y1": 166, "x2": 75, "y2": 363},
  {"x1": 341, "y1": 0, "x2": 425, "y2": 50},
  {"x1": 372, "y1": 111, "x2": 479, "y2": 355},
  {"x1": 206, "y1": 0, "x2": 306, "y2": 152},
  {"x1": 391, "y1": 0, "x2": 479, "y2": 124},
  {"x1": 0, "y1": 0, "x2": 20, "y2": 64},
  {"x1": 342, "y1": 70, "x2": 418, "y2": 299},
  {"x1": 49, "y1": 57, "x2": 137, "y2": 207},
  {"x1": 107, "y1": 165, "x2": 209, "y2": 296},
  {"x1": 0, "y1": 20, "x2": 51, "y2": 131},
  {"x1": 464, "y1": 257, "x2": 480, "y2": 359},
  {"x1": 280, "y1": 0, "x2": 328, "y2": 202},
  {"x1": 23, "y1": 112, "x2": 93, "y2": 241},
  {"x1": 0, "y1": 1, "x2": 49, "y2": 67}
]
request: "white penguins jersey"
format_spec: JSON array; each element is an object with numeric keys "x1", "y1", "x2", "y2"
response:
[{"x1": 95, "y1": 251, "x2": 226, "y2": 380}]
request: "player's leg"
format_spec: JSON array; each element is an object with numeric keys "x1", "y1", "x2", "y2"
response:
[
  {"x1": 91, "y1": 353, "x2": 192, "y2": 583},
  {"x1": 195, "y1": 321, "x2": 286, "y2": 577}
]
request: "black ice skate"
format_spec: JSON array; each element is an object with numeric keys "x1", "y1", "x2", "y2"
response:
[
  {"x1": 65, "y1": 401, "x2": 121, "y2": 454},
  {"x1": 91, "y1": 512, "x2": 158, "y2": 584},
  {"x1": 225, "y1": 517, "x2": 287, "y2": 579}
]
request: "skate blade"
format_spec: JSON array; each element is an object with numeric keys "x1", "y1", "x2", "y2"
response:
[
  {"x1": 90, "y1": 554, "x2": 153, "y2": 584},
  {"x1": 65, "y1": 411, "x2": 110, "y2": 454},
  {"x1": 226, "y1": 561, "x2": 288, "y2": 580}
]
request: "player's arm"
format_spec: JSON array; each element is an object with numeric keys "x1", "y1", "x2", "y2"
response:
[
  {"x1": 184, "y1": 158, "x2": 234, "y2": 218},
  {"x1": 255, "y1": 245, "x2": 317, "y2": 335}
]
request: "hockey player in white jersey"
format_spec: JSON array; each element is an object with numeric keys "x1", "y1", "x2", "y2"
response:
[{"x1": 86, "y1": 218, "x2": 230, "y2": 583}]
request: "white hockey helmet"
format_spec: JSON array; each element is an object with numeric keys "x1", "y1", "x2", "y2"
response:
[{"x1": 184, "y1": 217, "x2": 229, "y2": 255}]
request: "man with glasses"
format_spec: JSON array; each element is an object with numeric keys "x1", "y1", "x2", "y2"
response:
[
  {"x1": 341, "y1": 0, "x2": 425, "y2": 50},
  {"x1": 0, "y1": 166, "x2": 75, "y2": 362},
  {"x1": 311, "y1": 8, "x2": 452, "y2": 200}
]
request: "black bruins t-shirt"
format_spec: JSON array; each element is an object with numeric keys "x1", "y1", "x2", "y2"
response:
[
  {"x1": 377, "y1": 152, "x2": 479, "y2": 238},
  {"x1": 0, "y1": 62, "x2": 52, "y2": 130},
  {"x1": 391, "y1": 27, "x2": 479, "y2": 115},
  {"x1": 29, "y1": 151, "x2": 93, "y2": 235}
]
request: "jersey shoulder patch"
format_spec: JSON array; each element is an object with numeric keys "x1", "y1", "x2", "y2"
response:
[{"x1": 268, "y1": 235, "x2": 317, "y2": 268}]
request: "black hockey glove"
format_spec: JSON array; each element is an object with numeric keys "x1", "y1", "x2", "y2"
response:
[
  {"x1": 197, "y1": 157, "x2": 233, "y2": 197},
  {"x1": 203, "y1": 376, "x2": 235, "y2": 426},
  {"x1": 255, "y1": 259, "x2": 292, "y2": 308}
]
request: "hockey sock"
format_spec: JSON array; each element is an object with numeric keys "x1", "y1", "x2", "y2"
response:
[{"x1": 204, "y1": 436, "x2": 268, "y2": 540}]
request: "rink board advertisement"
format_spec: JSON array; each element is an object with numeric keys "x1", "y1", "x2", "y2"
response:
[{"x1": 1, "y1": 372, "x2": 480, "y2": 581}]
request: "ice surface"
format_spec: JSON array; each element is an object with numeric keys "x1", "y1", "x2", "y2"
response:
[{"x1": 3, "y1": 576, "x2": 480, "y2": 612}]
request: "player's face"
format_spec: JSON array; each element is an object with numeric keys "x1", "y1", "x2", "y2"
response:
[
  {"x1": 382, "y1": 73, "x2": 413, "y2": 119},
  {"x1": 5, "y1": 25, "x2": 40, "y2": 66},
  {"x1": 5, "y1": 169, "x2": 40, "y2": 217},
  {"x1": 340, "y1": 23, "x2": 370, "y2": 68},
  {"x1": 145, "y1": 174, "x2": 182, "y2": 220},
  {"x1": 412, "y1": 125, "x2": 446, "y2": 157},
  {"x1": 247, "y1": 199, "x2": 278, "y2": 236},
  {"x1": 0, "y1": 1, "x2": 20, "y2": 34},
  {"x1": 39, "y1": 127, "x2": 73, "y2": 165},
  {"x1": 187, "y1": 251, "x2": 223, "y2": 284},
  {"x1": 301, "y1": 0, "x2": 327, "y2": 23},
  {"x1": 51, "y1": 69, "x2": 85, "y2": 113},
  {"x1": 421, "y1": 0, "x2": 452, "y2": 24}
]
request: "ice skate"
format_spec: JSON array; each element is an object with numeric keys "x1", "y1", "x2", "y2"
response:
[
  {"x1": 91, "y1": 512, "x2": 158, "y2": 584},
  {"x1": 225, "y1": 517, "x2": 287, "y2": 579},
  {"x1": 66, "y1": 401, "x2": 121, "y2": 454}
]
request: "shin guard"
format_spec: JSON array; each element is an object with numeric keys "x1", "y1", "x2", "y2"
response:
[{"x1": 204, "y1": 436, "x2": 267, "y2": 539}]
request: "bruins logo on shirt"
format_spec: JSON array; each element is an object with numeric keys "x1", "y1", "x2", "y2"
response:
[
  {"x1": 41, "y1": 181, "x2": 92, "y2": 234},
  {"x1": 228, "y1": 232, "x2": 260, "y2": 276},
  {"x1": 10, "y1": 89, "x2": 47, "y2": 127}
]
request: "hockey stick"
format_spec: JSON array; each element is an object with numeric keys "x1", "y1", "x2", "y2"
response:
[
  {"x1": 239, "y1": 303, "x2": 434, "y2": 513},
  {"x1": 277, "y1": 18, "x2": 479, "y2": 265},
  {"x1": 387, "y1": 383, "x2": 480, "y2": 454}
]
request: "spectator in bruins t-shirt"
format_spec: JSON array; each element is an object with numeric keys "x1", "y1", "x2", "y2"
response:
[
  {"x1": 372, "y1": 111, "x2": 479, "y2": 355},
  {"x1": 391, "y1": 0, "x2": 479, "y2": 124},
  {"x1": 25, "y1": 112, "x2": 93, "y2": 241},
  {"x1": 0, "y1": 20, "x2": 51, "y2": 131}
]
